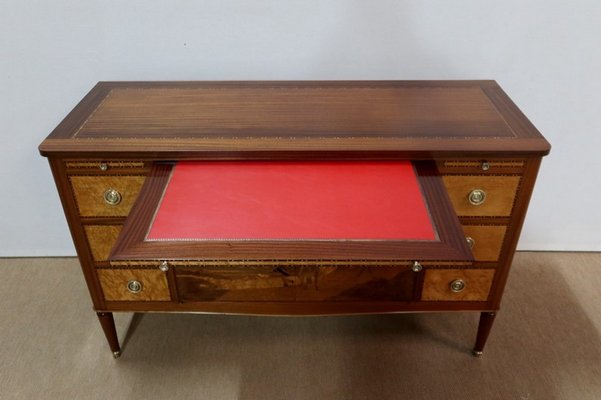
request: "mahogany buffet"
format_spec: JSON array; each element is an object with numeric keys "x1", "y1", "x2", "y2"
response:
[{"x1": 38, "y1": 81, "x2": 550, "y2": 358}]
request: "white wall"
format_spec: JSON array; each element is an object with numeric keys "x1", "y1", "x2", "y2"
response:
[{"x1": 1, "y1": 0, "x2": 600, "y2": 256}]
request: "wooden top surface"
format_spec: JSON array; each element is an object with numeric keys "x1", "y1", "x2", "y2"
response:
[{"x1": 39, "y1": 81, "x2": 550, "y2": 158}]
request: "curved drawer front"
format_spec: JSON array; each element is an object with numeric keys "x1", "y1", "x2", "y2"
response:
[
  {"x1": 176, "y1": 265, "x2": 296, "y2": 302},
  {"x1": 98, "y1": 269, "x2": 170, "y2": 301},
  {"x1": 421, "y1": 269, "x2": 495, "y2": 301},
  {"x1": 297, "y1": 265, "x2": 415, "y2": 302},
  {"x1": 70, "y1": 175, "x2": 146, "y2": 217},
  {"x1": 461, "y1": 225, "x2": 507, "y2": 262},
  {"x1": 442, "y1": 175, "x2": 520, "y2": 217},
  {"x1": 175, "y1": 264, "x2": 417, "y2": 303}
]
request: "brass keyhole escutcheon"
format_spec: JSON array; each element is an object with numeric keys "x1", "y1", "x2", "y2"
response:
[
  {"x1": 449, "y1": 279, "x2": 466, "y2": 293},
  {"x1": 468, "y1": 189, "x2": 486, "y2": 206},
  {"x1": 103, "y1": 188, "x2": 122, "y2": 206},
  {"x1": 126, "y1": 280, "x2": 142, "y2": 294}
]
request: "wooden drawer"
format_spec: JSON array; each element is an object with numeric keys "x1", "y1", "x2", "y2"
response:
[
  {"x1": 65, "y1": 160, "x2": 148, "y2": 172},
  {"x1": 297, "y1": 265, "x2": 415, "y2": 302},
  {"x1": 175, "y1": 265, "x2": 296, "y2": 302},
  {"x1": 98, "y1": 268, "x2": 170, "y2": 301},
  {"x1": 70, "y1": 175, "x2": 146, "y2": 217},
  {"x1": 421, "y1": 269, "x2": 494, "y2": 301},
  {"x1": 462, "y1": 225, "x2": 507, "y2": 262},
  {"x1": 442, "y1": 175, "x2": 520, "y2": 217},
  {"x1": 84, "y1": 225, "x2": 122, "y2": 262},
  {"x1": 437, "y1": 159, "x2": 525, "y2": 174}
]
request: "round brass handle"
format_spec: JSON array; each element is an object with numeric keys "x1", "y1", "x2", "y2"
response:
[
  {"x1": 126, "y1": 280, "x2": 143, "y2": 294},
  {"x1": 466, "y1": 236, "x2": 475, "y2": 249},
  {"x1": 103, "y1": 188, "x2": 122, "y2": 206},
  {"x1": 449, "y1": 279, "x2": 466, "y2": 293},
  {"x1": 468, "y1": 189, "x2": 486, "y2": 206},
  {"x1": 99, "y1": 162, "x2": 108, "y2": 171}
]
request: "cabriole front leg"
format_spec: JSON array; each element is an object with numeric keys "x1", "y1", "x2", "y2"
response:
[
  {"x1": 96, "y1": 312, "x2": 121, "y2": 358},
  {"x1": 472, "y1": 311, "x2": 497, "y2": 357}
]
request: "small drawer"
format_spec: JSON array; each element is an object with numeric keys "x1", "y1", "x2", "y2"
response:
[
  {"x1": 65, "y1": 160, "x2": 148, "y2": 173},
  {"x1": 84, "y1": 225, "x2": 122, "y2": 262},
  {"x1": 98, "y1": 269, "x2": 170, "y2": 301},
  {"x1": 462, "y1": 225, "x2": 507, "y2": 262},
  {"x1": 176, "y1": 265, "x2": 297, "y2": 302},
  {"x1": 297, "y1": 265, "x2": 415, "y2": 302},
  {"x1": 421, "y1": 269, "x2": 494, "y2": 301},
  {"x1": 442, "y1": 175, "x2": 520, "y2": 217},
  {"x1": 437, "y1": 159, "x2": 525, "y2": 174},
  {"x1": 70, "y1": 175, "x2": 146, "y2": 217}
]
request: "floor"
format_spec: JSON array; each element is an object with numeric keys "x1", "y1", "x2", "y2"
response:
[{"x1": 1, "y1": 252, "x2": 600, "y2": 399}]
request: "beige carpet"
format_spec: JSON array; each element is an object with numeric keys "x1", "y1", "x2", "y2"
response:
[{"x1": 1, "y1": 252, "x2": 600, "y2": 399}]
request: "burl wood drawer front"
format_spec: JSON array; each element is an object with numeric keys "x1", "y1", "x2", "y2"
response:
[
  {"x1": 462, "y1": 225, "x2": 507, "y2": 262},
  {"x1": 297, "y1": 266, "x2": 415, "y2": 302},
  {"x1": 98, "y1": 269, "x2": 170, "y2": 301},
  {"x1": 421, "y1": 269, "x2": 495, "y2": 301},
  {"x1": 70, "y1": 175, "x2": 146, "y2": 217},
  {"x1": 176, "y1": 266, "x2": 297, "y2": 302},
  {"x1": 442, "y1": 175, "x2": 520, "y2": 217},
  {"x1": 84, "y1": 225, "x2": 122, "y2": 262}
]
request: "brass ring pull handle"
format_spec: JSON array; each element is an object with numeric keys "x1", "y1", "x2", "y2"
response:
[
  {"x1": 126, "y1": 280, "x2": 143, "y2": 294},
  {"x1": 468, "y1": 189, "x2": 486, "y2": 206},
  {"x1": 449, "y1": 279, "x2": 466, "y2": 293},
  {"x1": 466, "y1": 236, "x2": 475, "y2": 249},
  {"x1": 103, "y1": 188, "x2": 122, "y2": 206}
]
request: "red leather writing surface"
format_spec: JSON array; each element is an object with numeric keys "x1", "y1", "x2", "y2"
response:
[{"x1": 147, "y1": 161, "x2": 436, "y2": 241}]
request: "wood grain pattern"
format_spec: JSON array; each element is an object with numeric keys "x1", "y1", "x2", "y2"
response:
[
  {"x1": 176, "y1": 266, "x2": 296, "y2": 302},
  {"x1": 462, "y1": 225, "x2": 507, "y2": 262},
  {"x1": 421, "y1": 269, "x2": 495, "y2": 301},
  {"x1": 443, "y1": 175, "x2": 521, "y2": 217},
  {"x1": 77, "y1": 86, "x2": 514, "y2": 139},
  {"x1": 97, "y1": 269, "x2": 170, "y2": 301},
  {"x1": 84, "y1": 225, "x2": 122, "y2": 261},
  {"x1": 38, "y1": 81, "x2": 551, "y2": 158},
  {"x1": 70, "y1": 175, "x2": 146, "y2": 217},
  {"x1": 297, "y1": 266, "x2": 415, "y2": 302}
]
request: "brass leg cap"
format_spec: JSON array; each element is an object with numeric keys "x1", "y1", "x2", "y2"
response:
[
  {"x1": 472, "y1": 350, "x2": 483, "y2": 358},
  {"x1": 113, "y1": 351, "x2": 122, "y2": 359}
]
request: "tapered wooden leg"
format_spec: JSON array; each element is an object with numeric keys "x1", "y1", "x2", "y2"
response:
[
  {"x1": 97, "y1": 312, "x2": 121, "y2": 358},
  {"x1": 472, "y1": 312, "x2": 496, "y2": 357}
]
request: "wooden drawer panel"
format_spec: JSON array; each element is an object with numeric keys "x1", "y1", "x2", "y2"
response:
[
  {"x1": 98, "y1": 269, "x2": 170, "y2": 301},
  {"x1": 84, "y1": 225, "x2": 122, "y2": 262},
  {"x1": 437, "y1": 159, "x2": 525, "y2": 174},
  {"x1": 176, "y1": 266, "x2": 296, "y2": 302},
  {"x1": 70, "y1": 175, "x2": 146, "y2": 217},
  {"x1": 421, "y1": 269, "x2": 494, "y2": 301},
  {"x1": 462, "y1": 225, "x2": 507, "y2": 262},
  {"x1": 297, "y1": 266, "x2": 415, "y2": 302},
  {"x1": 65, "y1": 160, "x2": 147, "y2": 172},
  {"x1": 443, "y1": 175, "x2": 520, "y2": 217}
]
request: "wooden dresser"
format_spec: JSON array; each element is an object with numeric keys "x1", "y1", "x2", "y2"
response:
[{"x1": 39, "y1": 81, "x2": 550, "y2": 358}]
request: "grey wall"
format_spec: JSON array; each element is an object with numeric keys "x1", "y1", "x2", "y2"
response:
[{"x1": 1, "y1": 0, "x2": 600, "y2": 256}]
